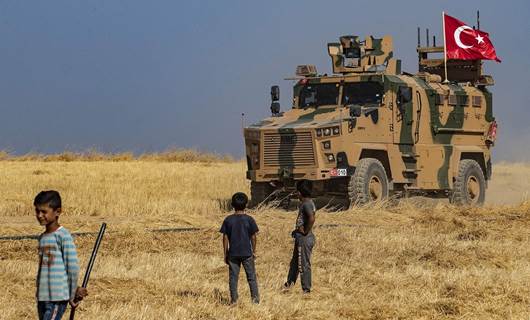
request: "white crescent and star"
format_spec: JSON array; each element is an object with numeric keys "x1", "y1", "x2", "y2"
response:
[
  {"x1": 453, "y1": 25, "x2": 486, "y2": 49},
  {"x1": 454, "y1": 25, "x2": 473, "y2": 49}
]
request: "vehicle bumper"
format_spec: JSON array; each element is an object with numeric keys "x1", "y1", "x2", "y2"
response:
[{"x1": 247, "y1": 167, "x2": 351, "y2": 182}]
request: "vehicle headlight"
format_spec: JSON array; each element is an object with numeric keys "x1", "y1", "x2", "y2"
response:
[
  {"x1": 317, "y1": 126, "x2": 340, "y2": 137},
  {"x1": 322, "y1": 141, "x2": 331, "y2": 149}
]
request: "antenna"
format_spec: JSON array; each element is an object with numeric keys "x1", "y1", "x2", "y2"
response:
[
  {"x1": 477, "y1": 10, "x2": 482, "y2": 79},
  {"x1": 433, "y1": 35, "x2": 436, "y2": 47},
  {"x1": 241, "y1": 113, "x2": 245, "y2": 134},
  {"x1": 426, "y1": 28, "x2": 430, "y2": 47},
  {"x1": 417, "y1": 27, "x2": 421, "y2": 47}
]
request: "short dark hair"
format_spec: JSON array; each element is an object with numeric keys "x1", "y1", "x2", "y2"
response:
[
  {"x1": 34, "y1": 190, "x2": 62, "y2": 210},
  {"x1": 231, "y1": 192, "x2": 248, "y2": 211},
  {"x1": 296, "y1": 180, "x2": 312, "y2": 198}
]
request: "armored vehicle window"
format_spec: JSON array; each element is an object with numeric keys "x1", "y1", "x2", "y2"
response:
[
  {"x1": 299, "y1": 83, "x2": 339, "y2": 108},
  {"x1": 448, "y1": 94, "x2": 469, "y2": 106},
  {"x1": 472, "y1": 96, "x2": 482, "y2": 107},
  {"x1": 435, "y1": 94, "x2": 446, "y2": 105},
  {"x1": 458, "y1": 95, "x2": 469, "y2": 106},
  {"x1": 342, "y1": 82, "x2": 383, "y2": 106}
]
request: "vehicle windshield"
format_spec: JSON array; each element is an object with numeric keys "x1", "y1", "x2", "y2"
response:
[
  {"x1": 342, "y1": 82, "x2": 383, "y2": 106},
  {"x1": 299, "y1": 83, "x2": 339, "y2": 108}
]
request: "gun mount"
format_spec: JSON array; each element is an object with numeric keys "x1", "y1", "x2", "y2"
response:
[{"x1": 327, "y1": 35, "x2": 401, "y2": 75}]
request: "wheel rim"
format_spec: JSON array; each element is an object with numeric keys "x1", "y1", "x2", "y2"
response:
[
  {"x1": 466, "y1": 176, "x2": 480, "y2": 204},
  {"x1": 369, "y1": 175, "x2": 383, "y2": 201}
]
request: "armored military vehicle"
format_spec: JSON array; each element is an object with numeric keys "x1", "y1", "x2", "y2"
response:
[{"x1": 244, "y1": 34, "x2": 497, "y2": 207}]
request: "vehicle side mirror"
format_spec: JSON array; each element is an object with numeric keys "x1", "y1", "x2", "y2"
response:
[
  {"x1": 270, "y1": 102, "x2": 280, "y2": 115},
  {"x1": 349, "y1": 105, "x2": 362, "y2": 118},
  {"x1": 270, "y1": 85, "x2": 280, "y2": 116},
  {"x1": 271, "y1": 85, "x2": 280, "y2": 102}
]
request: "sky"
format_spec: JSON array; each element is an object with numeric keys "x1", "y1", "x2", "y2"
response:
[{"x1": 1, "y1": 0, "x2": 529, "y2": 161}]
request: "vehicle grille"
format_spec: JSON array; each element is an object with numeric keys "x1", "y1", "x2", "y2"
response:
[{"x1": 263, "y1": 132, "x2": 315, "y2": 167}]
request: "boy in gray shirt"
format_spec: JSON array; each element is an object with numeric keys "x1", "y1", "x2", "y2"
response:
[{"x1": 284, "y1": 180, "x2": 316, "y2": 293}]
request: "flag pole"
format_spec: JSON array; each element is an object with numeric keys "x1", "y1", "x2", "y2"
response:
[{"x1": 442, "y1": 11, "x2": 449, "y2": 83}]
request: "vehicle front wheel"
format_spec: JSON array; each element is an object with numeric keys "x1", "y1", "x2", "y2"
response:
[
  {"x1": 348, "y1": 158, "x2": 389, "y2": 207},
  {"x1": 450, "y1": 159, "x2": 486, "y2": 206}
]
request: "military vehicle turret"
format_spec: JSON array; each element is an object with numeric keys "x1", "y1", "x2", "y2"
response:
[{"x1": 244, "y1": 34, "x2": 497, "y2": 207}]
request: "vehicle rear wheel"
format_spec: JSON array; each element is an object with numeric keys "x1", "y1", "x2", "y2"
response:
[
  {"x1": 450, "y1": 159, "x2": 486, "y2": 206},
  {"x1": 348, "y1": 158, "x2": 389, "y2": 207},
  {"x1": 250, "y1": 181, "x2": 275, "y2": 208}
]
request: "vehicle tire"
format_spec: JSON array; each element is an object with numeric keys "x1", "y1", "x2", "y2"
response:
[
  {"x1": 348, "y1": 158, "x2": 389, "y2": 207},
  {"x1": 250, "y1": 181, "x2": 275, "y2": 208},
  {"x1": 450, "y1": 159, "x2": 486, "y2": 206},
  {"x1": 280, "y1": 197, "x2": 291, "y2": 210}
]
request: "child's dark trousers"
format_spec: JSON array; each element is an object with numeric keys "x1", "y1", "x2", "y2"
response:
[
  {"x1": 228, "y1": 256, "x2": 259, "y2": 303},
  {"x1": 37, "y1": 301, "x2": 68, "y2": 320},
  {"x1": 287, "y1": 233, "x2": 315, "y2": 292}
]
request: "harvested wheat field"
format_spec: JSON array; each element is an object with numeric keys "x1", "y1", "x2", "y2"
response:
[{"x1": 0, "y1": 159, "x2": 529, "y2": 319}]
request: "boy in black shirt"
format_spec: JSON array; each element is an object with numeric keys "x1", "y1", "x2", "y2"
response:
[{"x1": 220, "y1": 192, "x2": 260, "y2": 304}]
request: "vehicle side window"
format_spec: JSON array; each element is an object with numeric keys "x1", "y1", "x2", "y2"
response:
[{"x1": 396, "y1": 86, "x2": 412, "y2": 113}]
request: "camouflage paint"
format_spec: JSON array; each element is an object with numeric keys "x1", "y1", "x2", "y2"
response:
[
  {"x1": 386, "y1": 75, "x2": 419, "y2": 183},
  {"x1": 482, "y1": 88, "x2": 495, "y2": 122},
  {"x1": 435, "y1": 84, "x2": 466, "y2": 188}
]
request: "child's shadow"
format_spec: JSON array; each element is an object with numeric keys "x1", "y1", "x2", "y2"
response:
[
  {"x1": 213, "y1": 288, "x2": 231, "y2": 305},
  {"x1": 175, "y1": 290, "x2": 201, "y2": 298},
  {"x1": 175, "y1": 289, "x2": 231, "y2": 305}
]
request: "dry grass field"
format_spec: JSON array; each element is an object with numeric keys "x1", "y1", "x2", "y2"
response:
[{"x1": 0, "y1": 158, "x2": 529, "y2": 319}]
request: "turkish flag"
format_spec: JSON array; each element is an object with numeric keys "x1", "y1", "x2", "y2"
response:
[{"x1": 444, "y1": 13, "x2": 501, "y2": 62}]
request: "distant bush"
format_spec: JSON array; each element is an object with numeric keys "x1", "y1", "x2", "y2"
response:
[
  {"x1": 0, "y1": 150, "x2": 9, "y2": 160},
  {"x1": 0, "y1": 148, "x2": 234, "y2": 163},
  {"x1": 138, "y1": 148, "x2": 233, "y2": 163}
]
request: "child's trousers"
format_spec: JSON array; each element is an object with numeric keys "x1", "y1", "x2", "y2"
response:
[
  {"x1": 38, "y1": 301, "x2": 68, "y2": 320},
  {"x1": 228, "y1": 256, "x2": 259, "y2": 303},
  {"x1": 287, "y1": 233, "x2": 315, "y2": 292}
]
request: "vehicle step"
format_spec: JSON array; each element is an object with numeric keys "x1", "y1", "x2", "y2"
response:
[{"x1": 403, "y1": 169, "x2": 421, "y2": 173}]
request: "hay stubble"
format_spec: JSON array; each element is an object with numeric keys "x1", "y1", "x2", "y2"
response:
[{"x1": 0, "y1": 161, "x2": 528, "y2": 319}]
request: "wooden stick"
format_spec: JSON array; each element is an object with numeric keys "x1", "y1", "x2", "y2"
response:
[{"x1": 69, "y1": 223, "x2": 107, "y2": 320}]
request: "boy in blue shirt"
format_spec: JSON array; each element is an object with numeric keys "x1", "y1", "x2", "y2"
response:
[
  {"x1": 220, "y1": 192, "x2": 260, "y2": 304},
  {"x1": 35, "y1": 190, "x2": 87, "y2": 320}
]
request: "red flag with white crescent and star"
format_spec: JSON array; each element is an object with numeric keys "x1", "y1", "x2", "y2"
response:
[{"x1": 444, "y1": 13, "x2": 501, "y2": 62}]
